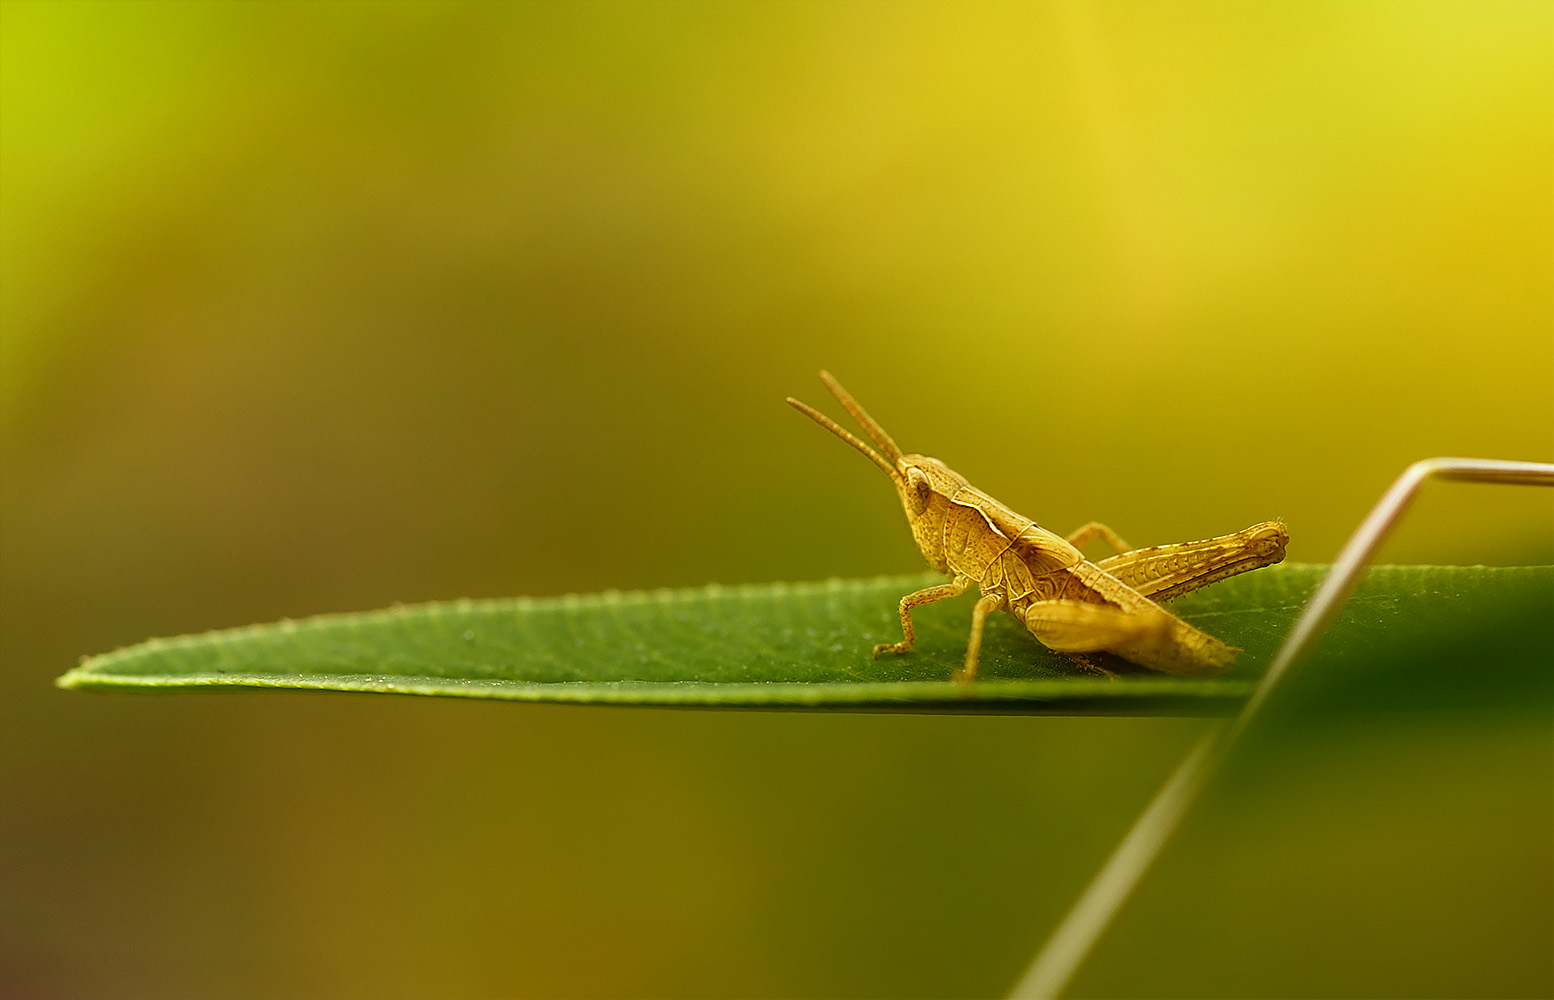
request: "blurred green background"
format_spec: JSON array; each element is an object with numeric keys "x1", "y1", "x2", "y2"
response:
[{"x1": 2, "y1": 1, "x2": 1549, "y2": 997}]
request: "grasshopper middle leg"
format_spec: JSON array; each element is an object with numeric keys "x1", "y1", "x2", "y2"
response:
[{"x1": 951, "y1": 591, "x2": 1007, "y2": 685}]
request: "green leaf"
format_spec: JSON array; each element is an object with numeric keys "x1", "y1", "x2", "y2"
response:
[{"x1": 55, "y1": 564, "x2": 1549, "y2": 713}]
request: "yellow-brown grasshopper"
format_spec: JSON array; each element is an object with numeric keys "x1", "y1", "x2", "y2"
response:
[{"x1": 788, "y1": 371, "x2": 1288, "y2": 682}]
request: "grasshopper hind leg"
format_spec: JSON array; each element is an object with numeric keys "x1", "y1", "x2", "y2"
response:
[
  {"x1": 1067, "y1": 653, "x2": 1120, "y2": 679},
  {"x1": 1095, "y1": 520, "x2": 1288, "y2": 601},
  {"x1": 1020, "y1": 599, "x2": 1237, "y2": 677}
]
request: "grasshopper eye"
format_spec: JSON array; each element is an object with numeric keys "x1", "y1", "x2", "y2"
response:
[{"x1": 906, "y1": 466, "x2": 932, "y2": 515}]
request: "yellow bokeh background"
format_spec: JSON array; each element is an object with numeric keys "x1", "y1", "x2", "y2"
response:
[{"x1": 2, "y1": 2, "x2": 1548, "y2": 996}]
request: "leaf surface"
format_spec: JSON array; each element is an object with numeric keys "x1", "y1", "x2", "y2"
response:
[{"x1": 56, "y1": 565, "x2": 1548, "y2": 713}]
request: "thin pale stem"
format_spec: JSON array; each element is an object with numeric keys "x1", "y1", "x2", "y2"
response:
[{"x1": 1008, "y1": 457, "x2": 1554, "y2": 1000}]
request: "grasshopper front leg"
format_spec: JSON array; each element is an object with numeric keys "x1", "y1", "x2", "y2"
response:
[{"x1": 874, "y1": 576, "x2": 971, "y2": 659}]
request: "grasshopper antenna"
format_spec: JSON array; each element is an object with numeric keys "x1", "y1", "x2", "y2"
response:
[
  {"x1": 817, "y1": 370, "x2": 904, "y2": 465},
  {"x1": 786, "y1": 395, "x2": 900, "y2": 481}
]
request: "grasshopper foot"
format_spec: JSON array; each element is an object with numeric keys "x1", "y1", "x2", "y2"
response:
[{"x1": 872, "y1": 641, "x2": 910, "y2": 659}]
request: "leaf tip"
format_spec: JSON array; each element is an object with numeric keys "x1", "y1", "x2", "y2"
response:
[{"x1": 55, "y1": 666, "x2": 89, "y2": 690}]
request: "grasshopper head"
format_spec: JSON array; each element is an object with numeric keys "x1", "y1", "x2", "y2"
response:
[
  {"x1": 895, "y1": 455, "x2": 966, "y2": 516},
  {"x1": 893, "y1": 455, "x2": 967, "y2": 572}
]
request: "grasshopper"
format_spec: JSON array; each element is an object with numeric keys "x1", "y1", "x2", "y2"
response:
[{"x1": 788, "y1": 371, "x2": 1288, "y2": 682}]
